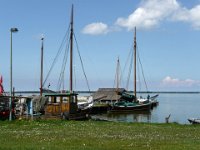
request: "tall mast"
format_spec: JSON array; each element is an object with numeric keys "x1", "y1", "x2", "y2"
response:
[
  {"x1": 116, "y1": 57, "x2": 120, "y2": 92},
  {"x1": 70, "y1": 5, "x2": 74, "y2": 93},
  {"x1": 134, "y1": 27, "x2": 137, "y2": 100},
  {"x1": 40, "y1": 37, "x2": 44, "y2": 96}
]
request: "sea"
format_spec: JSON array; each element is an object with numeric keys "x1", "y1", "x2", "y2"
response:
[{"x1": 90, "y1": 93, "x2": 200, "y2": 124}]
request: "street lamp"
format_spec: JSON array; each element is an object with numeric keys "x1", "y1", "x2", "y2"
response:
[{"x1": 9, "y1": 27, "x2": 18, "y2": 121}]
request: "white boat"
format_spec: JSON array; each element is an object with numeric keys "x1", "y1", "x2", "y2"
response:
[
  {"x1": 78, "y1": 96, "x2": 93, "y2": 110},
  {"x1": 188, "y1": 118, "x2": 200, "y2": 124},
  {"x1": 138, "y1": 94, "x2": 159, "y2": 107}
]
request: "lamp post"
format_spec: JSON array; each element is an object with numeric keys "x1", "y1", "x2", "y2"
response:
[
  {"x1": 9, "y1": 28, "x2": 18, "y2": 121},
  {"x1": 40, "y1": 37, "x2": 44, "y2": 96}
]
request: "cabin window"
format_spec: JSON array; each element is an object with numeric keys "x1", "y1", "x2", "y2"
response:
[
  {"x1": 56, "y1": 97, "x2": 61, "y2": 103},
  {"x1": 63, "y1": 97, "x2": 69, "y2": 103},
  {"x1": 70, "y1": 95, "x2": 77, "y2": 103}
]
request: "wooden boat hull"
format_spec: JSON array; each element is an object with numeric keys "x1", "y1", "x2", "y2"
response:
[{"x1": 91, "y1": 104, "x2": 111, "y2": 114}]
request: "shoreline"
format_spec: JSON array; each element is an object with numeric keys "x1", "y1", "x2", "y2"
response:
[{"x1": 3, "y1": 91, "x2": 200, "y2": 94}]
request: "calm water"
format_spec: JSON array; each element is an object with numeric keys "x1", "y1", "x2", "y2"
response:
[{"x1": 92, "y1": 93, "x2": 200, "y2": 124}]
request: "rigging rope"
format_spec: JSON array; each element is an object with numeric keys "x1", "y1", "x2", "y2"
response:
[
  {"x1": 43, "y1": 21, "x2": 91, "y2": 93},
  {"x1": 121, "y1": 42, "x2": 149, "y2": 93},
  {"x1": 137, "y1": 45, "x2": 149, "y2": 92},
  {"x1": 113, "y1": 57, "x2": 122, "y2": 90},
  {"x1": 74, "y1": 33, "x2": 91, "y2": 93},
  {"x1": 113, "y1": 65, "x2": 117, "y2": 89},
  {"x1": 57, "y1": 37, "x2": 70, "y2": 91},
  {"x1": 121, "y1": 47, "x2": 132, "y2": 90},
  {"x1": 137, "y1": 56, "x2": 142, "y2": 93},
  {"x1": 126, "y1": 48, "x2": 133, "y2": 90},
  {"x1": 43, "y1": 25, "x2": 71, "y2": 87}
]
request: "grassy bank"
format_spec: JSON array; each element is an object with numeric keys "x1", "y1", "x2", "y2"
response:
[{"x1": 0, "y1": 120, "x2": 200, "y2": 150}]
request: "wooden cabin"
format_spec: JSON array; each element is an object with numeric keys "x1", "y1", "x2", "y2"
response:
[{"x1": 44, "y1": 92, "x2": 87, "y2": 120}]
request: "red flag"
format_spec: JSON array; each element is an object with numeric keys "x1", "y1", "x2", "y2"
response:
[
  {"x1": 0, "y1": 75, "x2": 2, "y2": 84},
  {"x1": 0, "y1": 75, "x2": 4, "y2": 94}
]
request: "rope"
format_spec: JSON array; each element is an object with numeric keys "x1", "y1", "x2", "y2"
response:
[
  {"x1": 121, "y1": 42, "x2": 148, "y2": 93},
  {"x1": 113, "y1": 57, "x2": 121, "y2": 90},
  {"x1": 137, "y1": 45, "x2": 149, "y2": 92},
  {"x1": 74, "y1": 33, "x2": 91, "y2": 93},
  {"x1": 137, "y1": 56, "x2": 142, "y2": 92},
  {"x1": 113, "y1": 65, "x2": 117, "y2": 89},
  {"x1": 126, "y1": 48, "x2": 133, "y2": 90},
  {"x1": 121, "y1": 46, "x2": 132, "y2": 90},
  {"x1": 57, "y1": 38, "x2": 70, "y2": 91},
  {"x1": 43, "y1": 24, "x2": 70, "y2": 87}
]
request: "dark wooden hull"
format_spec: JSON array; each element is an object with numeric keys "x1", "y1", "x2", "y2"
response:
[
  {"x1": 90, "y1": 104, "x2": 111, "y2": 114},
  {"x1": 150, "y1": 101, "x2": 159, "y2": 109}
]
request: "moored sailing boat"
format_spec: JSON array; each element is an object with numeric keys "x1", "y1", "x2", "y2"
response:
[
  {"x1": 43, "y1": 5, "x2": 89, "y2": 120},
  {"x1": 111, "y1": 27, "x2": 152, "y2": 112}
]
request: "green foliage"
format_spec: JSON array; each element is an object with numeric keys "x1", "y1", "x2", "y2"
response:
[{"x1": 0, "y1": 120, "x2": 200, "y2": 150}]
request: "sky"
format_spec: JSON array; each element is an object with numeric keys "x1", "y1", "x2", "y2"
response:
[{"x1": 1, "y1": 0, "x2": 200, "y2": 92}]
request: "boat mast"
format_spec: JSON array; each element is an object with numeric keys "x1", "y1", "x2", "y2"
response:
[
  {"x1": 40, "y1": 37, "x2": 44, "y2": 96},
  {"x1": 134, "y1": 27, "x2": 137, "y2": 100},
  {"x1": 70, "y1": 5, "x2": 74, "y2": 93},
  {"x1": 116, "y1": 57, "x2": 120, "y2": 92}
]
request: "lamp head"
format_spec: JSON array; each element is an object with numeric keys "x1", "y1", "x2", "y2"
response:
[{"x1": 10, "y1": 28, "x2": 18, "y2": 33}]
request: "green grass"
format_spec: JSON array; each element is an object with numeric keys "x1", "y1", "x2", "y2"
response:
[{"x1": 0, "y1": 120, "x2": 200, "y2": 150}]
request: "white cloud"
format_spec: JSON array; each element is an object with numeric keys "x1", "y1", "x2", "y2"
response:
[
  {"x1": 115, "y1": 0, "x2": 200, "y2": 30},
  {"x1": 82, "y1": 22, "x2": 109, "y2": 35},
  {"x1": 172, "y1": 5, "x2": 200, "y2": 29},
  {"x1": 115, "y1": 0, "x2": 180, "y2": 30},
  {"x1": 162, "y1": 76, "x2": 200, "y2": 87},
  {"x1": 82, "y1": 0, "x2": 200, "y2": 34}
]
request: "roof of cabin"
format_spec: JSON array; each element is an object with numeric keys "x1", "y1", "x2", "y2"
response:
[{"x1": 92, "y1": 88, "x2": 126, "y2": 101}]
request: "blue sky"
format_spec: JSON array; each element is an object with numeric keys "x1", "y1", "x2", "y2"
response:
[{"x1": 1, "y1": 0, "x2": 200, "y2": 91}]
